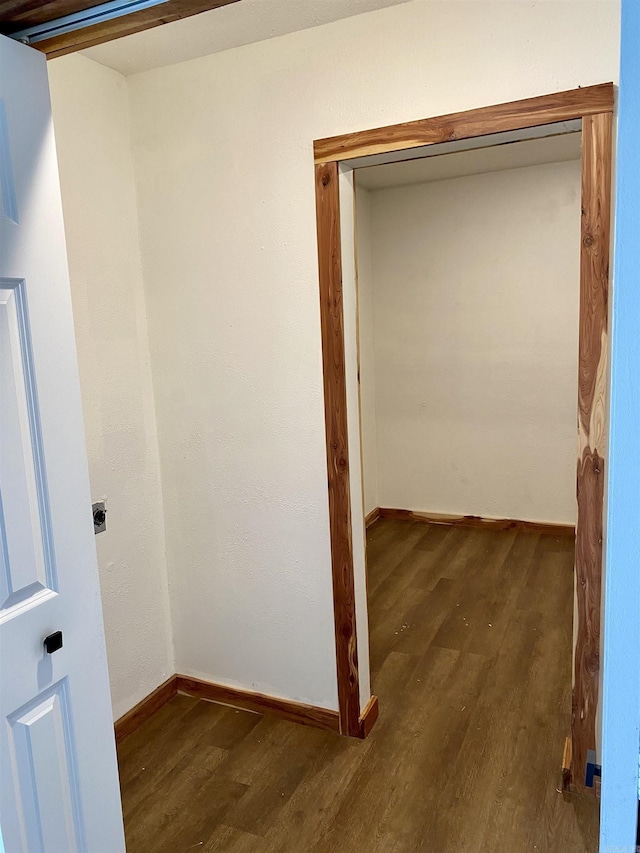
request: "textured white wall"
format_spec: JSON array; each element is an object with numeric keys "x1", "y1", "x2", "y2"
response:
[
  {"x1": 48, "y1": 55, "x2": 174, "y2": 720},
  {"x1": 126, "y1": 0, "x2": 619, "y2": 709},
  {"x1": 356, "y1": 186, "x2": 379, "y2": 518},
  {"x1": 360, "y1": 161, "x2": 581, "y2": 525}
]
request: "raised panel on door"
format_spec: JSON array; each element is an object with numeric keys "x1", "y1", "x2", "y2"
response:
[
  {"x1": 0, "y1": 278, "x2": 57, "y2": 619},
  {"x1": 0, "y1": 100, "x2": 18, "y2": 224},
  {"x1": 6, "y1": 680, "x2": 83, "y2": 853}
]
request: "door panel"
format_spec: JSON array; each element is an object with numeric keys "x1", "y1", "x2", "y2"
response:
[
  {"x1": 7, "y1": 680, "x2": 82, "y2": 853},
  {"x1": 0, "y1": 33, "x2": 125, "y2": 853},
  {"x1": 0, "y1": 101, "x2": 18, "y2": 224},
  {"x1": 0, "y1": 278, "x2": 56, "y2": 617}
]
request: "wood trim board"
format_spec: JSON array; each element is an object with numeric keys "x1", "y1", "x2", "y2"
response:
[
  {"x1": 0, "y1": 2, "x2": 94, "y2": 27},
  {"x1": 176, "y1": 675, "x2": 341, "y2": 734},
  {"x1": 313, "y1": 86, "x2": 613, "y2": 792},
  {"x1": 114, "y1": 674, "x2": 380, "y2": 743},
  {"x1": 562, "y1": 736, "x2": 573, "y2": 795},
  {"x1": 364, "y1": 507, "x2": 380, "y2": 528},
  {"x1": 571, "y1": 109, "x2": 612, "y2": 791},
  {"x1": 114, "y1": 675, "x2": 178, "y2": 744},
  {"x1": 314, "y1": 84, "x2": 613, "y2": 164},
  {"x1": 315, "y1": 161, "x2": 362, "y2": 738},
  {"x1": 358, "y1": 695, "x2": 379, "y2": 739},
  {"x1": 375, "y1": 508, "x2": 575, "y2": 537}
]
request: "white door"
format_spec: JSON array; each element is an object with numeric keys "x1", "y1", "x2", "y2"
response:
[{"x1": 0, "y1": 35, "x2": 125, "y2": 853}]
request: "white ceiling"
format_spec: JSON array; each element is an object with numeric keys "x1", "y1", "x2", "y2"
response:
[
  {"x1": 81, "y1": 0, "x2": 413, "y2": 76},
  {"x1": 355, "y1": 132, "x2": 582, "y2": 191}
]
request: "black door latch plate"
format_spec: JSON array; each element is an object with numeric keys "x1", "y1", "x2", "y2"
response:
[{"x1": 44, "y1": 631, "x2": 63, "y2": 654}]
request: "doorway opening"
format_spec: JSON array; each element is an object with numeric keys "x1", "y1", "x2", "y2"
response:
[
  {"x1": 354, "y1": 129, "x2": 600, "y2": 845},
  {"x1": 313, "y1": 86, "x2": 613, "y2": 803}
]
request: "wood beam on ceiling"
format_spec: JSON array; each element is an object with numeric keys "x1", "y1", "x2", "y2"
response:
[
  {"x1": 0, "y1": 2, "x2": 101, "y2": 27},
  {"x1": 0, "y1": 0, "x2": 240, "y2": 58}
]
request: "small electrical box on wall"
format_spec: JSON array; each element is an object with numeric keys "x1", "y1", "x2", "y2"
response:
[{"x1": 92, "y1": 501, "x2": 107, "y2": 534}]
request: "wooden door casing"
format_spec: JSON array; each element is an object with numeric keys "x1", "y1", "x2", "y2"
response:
[{"x1": 314, "y1": 85, "x2": 614, "y2": 795}]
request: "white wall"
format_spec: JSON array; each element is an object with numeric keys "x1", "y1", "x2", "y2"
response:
[
  {"x1": 356, "y1": 186, "x2": 379, "y2": 518},
  {"x1": 48, "y1": 55, "x2": 174, "y2": 720},
  {"x1": 359, "y1": 160, "x2": 582, "y2": 525},
  {"x1": 125, "y1": 0, "x2": 619, "y2": 710}
]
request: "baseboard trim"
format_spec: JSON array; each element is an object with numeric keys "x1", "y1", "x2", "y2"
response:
[
  {"x1": 358, "y1": 695, "x2": 379, "y2": 738},
  {"x1": 561, "y1": 735, "x2": 573, "y2": 793},
  {"x1": 114, "y1": 675, "x2": 178, "y2": 744},
  {"x1": 561, "y1": 735, "x2": 601, "y2": 799},
  {"x1": 114, "y1": 677, "x2": 380, "y2": 744},
  {"x1": 176, "y1": 675, "x2": 341, "y2": 734},
  {"x1": 376, "y1": 507, "x2": 575, "y2": 537},
  {"x1": 364, "y1": 507, "x2": 380, "y2": 528}
]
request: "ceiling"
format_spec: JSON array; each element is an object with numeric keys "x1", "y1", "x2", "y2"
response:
[
  {"x1": 80, "y1": 0, "x2": 413, "y2": 76},
  {"x1": 355, "y1": 133, "x2": 582, "y2": 191}
]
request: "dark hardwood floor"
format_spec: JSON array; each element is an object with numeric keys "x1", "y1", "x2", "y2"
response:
[{"x1": 117, "y1": 518, "x2": 599, "y2": 851}]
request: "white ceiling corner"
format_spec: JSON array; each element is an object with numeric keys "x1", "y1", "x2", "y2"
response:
[
  {"x1": 77, "y1": 0, "x2": 414, "y2": 76},
  {"x1": 355, "y1": 133, "x2": 582, "y2": 191}
]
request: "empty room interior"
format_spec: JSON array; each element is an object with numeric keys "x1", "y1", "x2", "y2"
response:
[
  {"x1": 2, "y1": 0, "x2": 636, "y2": 851},
  {"x1": 353, "y1": 133, "x2": 596, "y2": 846}
]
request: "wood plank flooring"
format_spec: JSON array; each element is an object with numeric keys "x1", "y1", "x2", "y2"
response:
[{"x1": 117, "y1": 519, "x2": 599, "y2": 851}]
